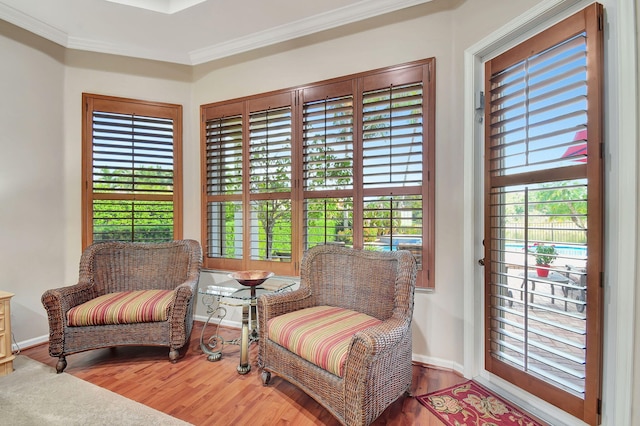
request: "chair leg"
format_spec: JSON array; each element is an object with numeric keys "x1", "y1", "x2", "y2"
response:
[
  {"x1": 169, "y1": 349, "x2": 179, "y2": 363},
  {"x1": 56, "y1": 356, "x2": 67, "y2": 374},
  {"x1": 262, "y1": 371, "x2": 271, "y2": 386}
]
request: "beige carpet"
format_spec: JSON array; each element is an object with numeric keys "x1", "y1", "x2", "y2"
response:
[{"x1": 0, "y1": 356, "x2": 192, "y2": 425}]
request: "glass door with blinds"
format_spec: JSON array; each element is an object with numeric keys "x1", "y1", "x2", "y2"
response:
[{"x1": 483, "y1": 5, "x2": 603, "y2": 425}]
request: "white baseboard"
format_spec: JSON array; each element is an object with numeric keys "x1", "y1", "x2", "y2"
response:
[
  {"x1": 412, "y1": 353, "x2": 464, "y2": 376},
  {"x1": 11, "y1": 315, "x2": 242, "y2": 353},
  {"x1": 194, "y1": 314, "x2": 241, "y2": 330},
  {"x1": 13, "y1": 318, "x2": 241, "y2": 353},
  {"x1": 13, "y1": 334, "x2": 49, "y2": 353},
  {"x1": 194, "y1": 316, "x2": 465, "y2": 376}
]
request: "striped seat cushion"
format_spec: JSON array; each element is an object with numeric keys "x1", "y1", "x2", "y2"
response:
[
  {"x1": 67, "y1": 290, "x2": 174, "y2": 326},
  {"x1": 267, "y1": 305, "x2": 382, "y2": 377}
]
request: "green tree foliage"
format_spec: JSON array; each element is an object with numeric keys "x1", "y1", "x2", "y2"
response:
[
  {"x1": 502, "y1": 180, "x2": 587, "y2": 244},
  {"x1": 304, "y1": 137, "x2": 355, "y2": 247},
  {"x1": 532, "y1": 182, "x2": 587, "y2": 229},
  {"x1": 93, "y1": 166, "x2": 173, "y2": 242},
  {"x1": 250, "y1": 143, "x2": 292, "y2": 259}
]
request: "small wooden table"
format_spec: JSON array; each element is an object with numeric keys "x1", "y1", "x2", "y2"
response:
[{"x1": 0, "y1": 291, "x2": 15, "y2": 377}]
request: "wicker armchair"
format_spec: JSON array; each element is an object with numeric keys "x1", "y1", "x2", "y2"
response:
[
  {"x1": 42, "y1": 240, "x2": 202, "y2": 373},
  {"x1": 258, "y1": 245, "x2": 417, "y2": 426}
]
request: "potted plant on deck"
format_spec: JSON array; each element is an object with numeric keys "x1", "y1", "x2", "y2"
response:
[{"x1": 530, "y1": 243, "x2": 557, "y2": 277}]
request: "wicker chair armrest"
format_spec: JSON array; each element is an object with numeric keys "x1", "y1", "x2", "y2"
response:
[
  {"x1": 257, "y1": 287, "x2": 313, "y2": 369},
  {"x1": 349, "y1": 316, "x2": 411, "y2": 357},
  {"x1": 167, "y1": 278, "x2": 198, "y2": 348},
  {"x1": 258, "y1": 287, "x2": 314, "y2": 321},
  {"x1": 41, "y1": 281, "x2": 95, "y2": 356},
  {"x1": 168, "y1": 280, "x2": 197, "y2": 320},
  {"x1": 342, "y1": 317, "x2": 413, "y2": 425},
  {"x1": 41, "y1": 281, "x2": 96, "y2": 317},
  {"x1": 345, "y1": 317, "x2": 411, "y2": 380}
]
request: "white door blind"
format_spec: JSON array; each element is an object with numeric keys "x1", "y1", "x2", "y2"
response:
[
  {"x1": 488, "y1": 35, "x2": 588, "y2": 178},
  {"x1": 484, "y1": 5, "x2": 603, "y2": 424}
]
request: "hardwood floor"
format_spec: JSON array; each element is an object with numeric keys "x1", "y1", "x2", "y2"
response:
[{"x1": 21, "y1": 321, "x2": 465, "y2": 425}]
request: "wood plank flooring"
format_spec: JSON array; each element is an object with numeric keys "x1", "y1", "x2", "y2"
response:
[{"x1": 21, "y1": 321, "x2": 466, "y2": 425}]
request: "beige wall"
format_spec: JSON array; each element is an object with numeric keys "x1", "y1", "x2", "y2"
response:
[
  {"x1": 0, "y1": 21, "x2": 66, "y2": 344},
  {"x1": 0, "y1": 19, "x2": 195, "y2": 344}
]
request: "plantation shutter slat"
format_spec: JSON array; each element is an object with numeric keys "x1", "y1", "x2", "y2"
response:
[
  {"x1": 250, "y1": 106, "x2": 292, "y2": 194},
  {"x1": 206, "y1": 200, "x2": 243, "y2": 259},
  {"x1": 204, "y1": 112, "x2": 244, "y2": 259},
  {"x1": 362, "y1": 195, "x2": 423, "y2": 269},
  {"x1": 249, "y1": 104, "x2": 292, "y2": 262},
  {"x1": 361, "y1": 80, "x2": 425, "y2": 270},
  {"x1": 303, "y1": 94, "x2": 354, "y2": 192},
  {"x1": 488, "y1": 32, "x2": 589, "y2": 177},
  {"x1": 302, "y1": 88, "x2": 354, "y2": 250},
  {"x1": 92, "y1": 112, "x2": 174, "y2": 195},
  {"x1": 206, "y1": 114, "x2": 243, "y2": 196},
  {"x1": 362, "y1": 82, "x2": 423, "y2": 189}
]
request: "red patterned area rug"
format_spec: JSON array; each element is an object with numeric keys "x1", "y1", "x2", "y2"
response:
[{"x1": 416, "y1": 381, "x2": 545, "y2": 426}]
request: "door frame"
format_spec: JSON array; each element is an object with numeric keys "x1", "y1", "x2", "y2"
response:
[{"x1": 462, "y1": 0, "x2": 638, "y2": 424}]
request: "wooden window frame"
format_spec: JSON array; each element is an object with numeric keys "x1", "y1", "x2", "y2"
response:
[
  {"x1": 201, "y1": 58, "x2": 435, "y2": 289},
  {"x1": 82, "y1": 93, "x2": 183, "y2": 248}
]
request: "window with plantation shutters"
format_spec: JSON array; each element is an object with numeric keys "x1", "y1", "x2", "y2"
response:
[
  {"x1": 483, "y1": 5, "x2": 603, "y2": 424},
  {"x1": 302, "y1": 83, "x2": 354, "y2": 250},
  {"x1": 201, "y1": 58, "x2": 435, "y2": 287},
  {"x1": 249, "y1": 104, "x2": 292, "y2": 261},
  {"x1": 82, "y1": 94, "x2": 183, "y2": 247},
  {"x1": 362, "y1": 82, "x2": 423, "y2": 189},
  {"x1": 205, "y1": 110, "x2": 243, "y2": 259},
  {"x1": 361, "y1": 76, "x2": 426, "y2": 267}
]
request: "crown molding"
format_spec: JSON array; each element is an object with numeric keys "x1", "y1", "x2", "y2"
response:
[
  {"x1": 0, "y1": 0, "x2": 432, "y2": 66},
  {"x1": 0, "y1": 2, "x2": 68, "y2": 46},
  {"x1": 66, "y1": 35, "x2": 192, "y2": 65},
  {"x1": 189, "y1": 0, "x2": 432, "y2": 65}
]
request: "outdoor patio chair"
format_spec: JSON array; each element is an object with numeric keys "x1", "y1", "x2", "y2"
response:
[{"x1": 563, "y1": 264, "x2": 587, "y2": 313}]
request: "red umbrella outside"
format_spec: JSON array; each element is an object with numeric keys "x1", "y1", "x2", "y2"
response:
[{"x1": 561, "y1": 129, "x2": 587, "y2": 162}]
